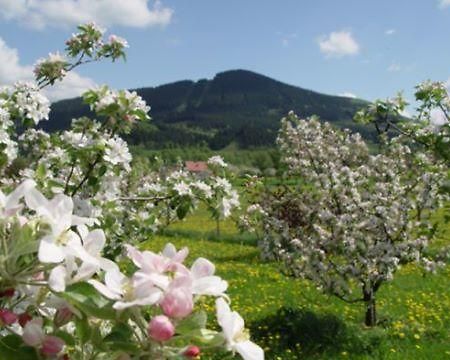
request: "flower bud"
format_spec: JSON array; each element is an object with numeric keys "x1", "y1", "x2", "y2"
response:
[
  {"x1": 54, "y1": 307, "x2": 73, "y2": 327},
  {"x1": 18, "y1": 312, "x2": 32, "y2": 327},
  {"x1": 22, "y1": 319, "x2": 44, "y2": 347},
  {"x1": 183, "y1": 345, "x2": 200, "y2": 358},
  {"x1": 0, "y1": 309, "x2": 17, "y2": 325},
  {"x1": 148, "y1": 315, "x2": 175, "y2": 342},
  {"x1": 161, "y1": 287, "x2": 193, "y2": 319},
  {"x1": 41, "y1": 336, "x2": 65, "y2": 357},
  {"x1": 0, "y1": 288, "x2": 15, "y2": 298}
]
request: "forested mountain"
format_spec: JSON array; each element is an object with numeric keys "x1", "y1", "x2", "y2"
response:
[{"x1": 48, "y1": 69, "x2": 371, "y2": 149}]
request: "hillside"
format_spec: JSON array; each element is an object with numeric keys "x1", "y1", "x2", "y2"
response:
[{"x1": 48, "y1": 69, "x2": 371, "y2": 149}]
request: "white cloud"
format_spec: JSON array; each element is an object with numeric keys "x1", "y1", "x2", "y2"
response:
[
  {"x1": 0, "y1": 36, "x2": 95, "y2": 101},
  {"x1": 0, "y1": 37, "x2": 33, "y2": 84},
  {"x1": 0, "y1": 0, "x2": 173, "y2": 29},
  {"x1": 439, "y1": 0, "x2": 450, "y2": 8},
  {"x1": 387, "y1": 62, "x2": 401, "y2": 72},
  {"x1": 385, "y1": 29, "x2": 396, "y2": 35},
  {"x1": 338, "y1": 92, "x2": 357, "y2": 98},
  {"x1": 317, "y1": 30, "x2": 360, "y2": 57},
  {"x1": 43, "y1": 72, "x2": 97, "y2": 102}
]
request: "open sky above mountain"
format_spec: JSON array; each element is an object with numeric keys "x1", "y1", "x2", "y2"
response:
[{"x1": 1, "y1": 0, "x2": 450, "y2": 106}]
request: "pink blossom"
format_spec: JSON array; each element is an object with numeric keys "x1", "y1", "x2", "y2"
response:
[
  {"x1": 183, "y1": 345, "x2": 201, "y2": 358},
  {"x1": 160, "y1": 281, "x2": 193, "y2": 319},
  {"x1": 0, "y1": 309, "x2": 17, "y2": 325},
  {"x1": 41, "y1": 336, "x2": 65, "y2": 357},
  {"x1": 148, "y1": 315, "x2": 175, "y2": 342},
  {"x1": 54, "y1": 307, "x2": 73, "y2": 327},
  {"x1": 22, "y1": 318, "x2": 65, "y2": 356}
]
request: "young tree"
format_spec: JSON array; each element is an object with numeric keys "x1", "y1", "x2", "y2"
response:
[{"x1": 255, "y1": 112, "x2": 446, "y2": 326}]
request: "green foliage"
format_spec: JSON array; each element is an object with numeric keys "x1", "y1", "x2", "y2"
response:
[
  {"x1": 47, "y1": 70, "x2": 372, "y2": 150},
  {"x1": 145, "y1": 205, "x2": 450, "y2": 359},
  {"x1": 61, "y1": 282, "x2": 116, "y2": 320}
]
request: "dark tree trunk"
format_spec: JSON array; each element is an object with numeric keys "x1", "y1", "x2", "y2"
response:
[{"x1": 363, "y1": 289, "x2": 377, "y2": 327}]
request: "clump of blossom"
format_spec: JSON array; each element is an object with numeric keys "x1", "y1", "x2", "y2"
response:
[
  {"x1": 104, "y1": 135, "x2": 132, "y2": 171},
  {"x1": 83, "y1": 86, "x2": 151, "y2": 132},
  {"x1": 255, "y1": 111, "x2": 447, "y2": 326},
  {"x1": 208, "y1": 155, "x2": 228, "y2": 168},
  {"x1": 2, "y1": 82, "x2": 50, "y2": 126},
  {"x1": 34, "y1": 52, "x2": 69, "y2": 85},
  {"x1": 0, "y1": 22, "x2": 260, "y2": 359},
  {"x1": 0, "y1": 181, "x2": 262, "y2": 359}
]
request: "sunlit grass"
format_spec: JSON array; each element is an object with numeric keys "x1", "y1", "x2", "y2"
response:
[{"x1": 142, "y1": 208, "x2": 450, "y2": 359}]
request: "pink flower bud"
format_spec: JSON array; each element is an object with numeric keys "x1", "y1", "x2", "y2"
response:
[
  {"x1": 0, "y1": 309, "x2": 17, "y2": 325},
  {"x1": 54, "y1": 307, "x2": 73, "y2": 327},
  {"x1": 0, "y1": 288, "x2": 15, "y2": 298},
  {"x1": 41, "y1": 336, "x2": 65, "y2": 357},
  {"x1": 18, "y1": 312, "x2": 32, "y2": 327},
  {"x1": 148, "y1": 315, "x2": 175, "y2": 342},
  {"x1": 183, "y1": 345, "x2": 200, "y2": 358},
  {"x1": 161, "y1": 287, "x2": 193, "y2": 319}
]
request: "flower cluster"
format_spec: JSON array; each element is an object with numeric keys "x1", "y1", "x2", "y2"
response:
[
  {"x1": 252, "y1": 112, "x2": 447, "y2": 326},
  {"x1": 0, "y1": 181, "x2": 262, "y2": 359},
  {"x1": 355, "y1": 80, "x2": 450, "y2": 163},
  {"x1": 1, "y1": 82, "x2": 50, "y2": 126},
  {"x1": 0, "y1": 23, "x2": 258, "y2": 359},
  {"x1": 35, "y1": 22, "x2": 128, "y2": 89},
  {"x1": 83, "y1": 86, "x2": 151, "y2": 132},
  {"x1": 34, "y1": 52, "x2": 69, "y2": 85}
]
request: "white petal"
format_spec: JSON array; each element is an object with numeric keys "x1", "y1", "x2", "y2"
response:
[
  {"x1": 172, "y1": 247, "x2": 189, "y2": 263},
  {"x1": 191, "y1": 257, "x2": 215, "y2": 278},
  {"x1": 88, "y1": 279, "x2": 121, "y2": 300},
  {"x1": 24, "y1": 187, "x2": 48, "y2": 212},
  {"x1": 48, "y1": 265, "x2": 67, "y2": 292},
  {"x1": 83, "y1": 229, "x2": 106, "y2": 255},
  {"x1": 38, "y1": 237, "x2": 65, "y2": 263},
  {"x1": 6, "y1": 179, "x2": 35, "y2": 208},
  {"x1": 73, "y1": 262, "x2": 97, "y2": 282},
  {"x1": 235, "y1": 340, "x2": 265, "y2": 360},
  {"x1": 72, "y1": 215, "x2": 95, "y2": 227},
  {"x1": 105, "y1": 270, "x2": 127, "y2": 294},
  {"x1": 193, "y1": 276, "x2": 228, "y2": 296},
  {"x1": 216, "y1": 297, "x2": 232, "y2": 325},
  {"x1": 99, "y1": 258, "x2": 119, "y2": 272},
  {"x1": 224, "y1": 312, "x2": 245, "y2": 343},
  {"x1": 162, "y1": 243, "x2": 177, "y2": 258}
]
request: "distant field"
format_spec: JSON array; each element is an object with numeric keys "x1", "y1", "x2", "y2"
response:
[{"x1": 141, "y1": 207, "x2": 450, "y2": 359}]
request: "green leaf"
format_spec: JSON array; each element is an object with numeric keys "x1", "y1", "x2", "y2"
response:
[
  {"x1": 176, "y1": 311, "x2": 207, "y2": 335},
  {"x1": 176, "y1": 197, "x2": 192, "y2": 220},
  {"x1": 75, "y1": 315, "x2": 92, "y2": 344},
  {"x1": 61, "y1": 282, "x2": 116, "y2": 320},
  {"x1": 54, "y1": 330, "x2": 76, "y2": 347},
  {"x1": 104, "y1": 323, "x2": 133, "y2": 342},
  {"x1": 0, "y1": 335, "x2": 38, "y2": 360}
]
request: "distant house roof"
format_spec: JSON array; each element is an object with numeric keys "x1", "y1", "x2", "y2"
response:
[{"x1": 185, "y1": 161, "x2": 208, "y2": 173}]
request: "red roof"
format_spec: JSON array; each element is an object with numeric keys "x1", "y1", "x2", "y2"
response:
[{"x1": 185, "y1": 161, "x2": 208, "y2": 172}]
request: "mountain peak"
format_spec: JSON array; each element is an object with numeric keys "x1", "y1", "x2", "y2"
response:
[{"x1": 49, "y1": 69, "x2": 370, "y2": 149}]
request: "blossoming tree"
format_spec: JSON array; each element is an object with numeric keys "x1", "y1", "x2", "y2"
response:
[
  {"x1": 0, "y1": 23, "x2": 262, "y2": 359},
  {"x1": 250, "y1": 112, "x2": 446, "y2": 327}
]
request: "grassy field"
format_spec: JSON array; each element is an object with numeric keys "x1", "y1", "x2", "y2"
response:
[{"x1": 142, "y1": 208, "x2": 450, "y2": 360}]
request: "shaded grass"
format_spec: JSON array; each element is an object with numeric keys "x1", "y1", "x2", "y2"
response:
[{"x1": 142, "y1": 209, "x2": 450, "y2": 359}]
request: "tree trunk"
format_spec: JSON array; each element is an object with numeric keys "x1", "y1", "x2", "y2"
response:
[{"x1": 363, "y1": 289, "x2": 377, "y2": 327}]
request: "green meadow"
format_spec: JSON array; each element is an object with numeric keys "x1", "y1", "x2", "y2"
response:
[{"x1": 142, "y1": 207, "x2": 450, "y2": 360}]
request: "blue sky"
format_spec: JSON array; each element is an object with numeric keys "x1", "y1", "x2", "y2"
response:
[{"x1": 1, "y1": 0, "x2": 450, "y2": 104}]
